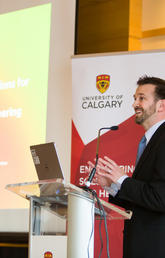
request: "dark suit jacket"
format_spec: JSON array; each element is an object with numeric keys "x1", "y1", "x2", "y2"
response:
[{"x1": 109, "y1": 122, "x2": 165, "y2": 258}]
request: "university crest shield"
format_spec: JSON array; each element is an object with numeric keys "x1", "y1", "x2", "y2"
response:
[
  {"x1": 96, "y1": 74, "x2": 110, "y2": 94},
  {"x1": 44, "y1": 251, "x2": 53, "y2": 258}
]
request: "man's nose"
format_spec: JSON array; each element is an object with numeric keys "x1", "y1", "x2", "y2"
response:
[
  {"x1": 132, "y1": 100, "x2": 136, "y2": 108},
  {"x1": 132, "y1": 99, "x2": 139, "y2": 108}
]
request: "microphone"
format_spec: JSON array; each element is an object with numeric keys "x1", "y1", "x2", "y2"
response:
[{"x1": 85, "y1": 126, "x2": 118, "y2": 188}]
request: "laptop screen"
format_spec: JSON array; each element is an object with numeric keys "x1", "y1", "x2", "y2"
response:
[{"x1": 30, "y1": 142, "x2": 64, "y2": 181}]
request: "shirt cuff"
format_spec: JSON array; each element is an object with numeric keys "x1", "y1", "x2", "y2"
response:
[
  {"x1": 104, "y1": 175, "x2": 128, "y2": 197},
  {"x1": 117, "y1": 175, "x2": 128, "y2": 185}
]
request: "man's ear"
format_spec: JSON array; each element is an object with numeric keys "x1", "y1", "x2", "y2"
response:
[{"x1": 157, "y1": 99, "x2": 165, "y2": 112}]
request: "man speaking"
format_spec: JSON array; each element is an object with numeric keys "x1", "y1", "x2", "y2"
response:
[{"x1": 89, "y1": 76, "x2": 165, "y2": 258}]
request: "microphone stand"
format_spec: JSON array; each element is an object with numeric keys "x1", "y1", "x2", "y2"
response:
[{"x1": 85, "y1": 126, "x2": 118, "y2": 188}]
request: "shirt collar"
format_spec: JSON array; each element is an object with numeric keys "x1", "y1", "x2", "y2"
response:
[{"x1": 145, "y1": 119, "x2": 165, "y2": 144}]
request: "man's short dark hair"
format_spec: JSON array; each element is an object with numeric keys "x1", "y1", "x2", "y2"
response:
[{"x1": 137, "y1": 75, "x2": 165, "y2": 100}]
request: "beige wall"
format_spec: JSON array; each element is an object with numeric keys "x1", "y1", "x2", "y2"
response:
[
  {"x1": 141, "y1": 0, "x2": 165, "y2": 50},
  {"x1": 46, "y1": 0, "x2": 75, "y2": 183},
  {"x1": 142, "y1": 0, "x2": 165, "y2": 30}
]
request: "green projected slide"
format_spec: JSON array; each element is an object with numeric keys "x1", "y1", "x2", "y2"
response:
[{"x1": 0, "y1": 4, "x2": 51, "y2": 208}]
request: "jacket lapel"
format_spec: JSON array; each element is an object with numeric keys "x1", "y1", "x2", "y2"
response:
[{"x1": 133, "y1": 122, "x2": 165, "y2": 178}]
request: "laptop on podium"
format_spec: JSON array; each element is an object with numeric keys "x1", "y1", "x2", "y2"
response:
[
  {"x1": 30, "y1": 142, "x2": 64, "y2": 181},
  {"x1": 30, "y1": 142, "x2": 101, "y2": 215},
  {"x1": 30, "y1": 142, "x2": 67, "y2": 215}
]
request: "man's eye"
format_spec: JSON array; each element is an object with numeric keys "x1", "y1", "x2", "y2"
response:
[{"x1": 139, "y1": 97, "x2": 144, "y2": 101}]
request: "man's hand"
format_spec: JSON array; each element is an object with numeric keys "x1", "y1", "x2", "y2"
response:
[
  {"x1": 86, "y1": 156, "x2": 125, "y2": 188},
  {"x1": 97, "y1": 156, "x2": 125, "y2": 183},
  {"x1": 86, "y1": 160, "x2": 113, "y2": 188}
]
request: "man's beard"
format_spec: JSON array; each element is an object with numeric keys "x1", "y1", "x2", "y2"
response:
[{"x1": 135, "y1": 103, "x2": 156, "y2": 125}]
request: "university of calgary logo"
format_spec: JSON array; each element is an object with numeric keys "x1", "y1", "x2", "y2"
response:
[
  {"x1": 96, "y1": 74, "x2": 110, "y2": 94},
  {"x1": 44, "y1": 251, "x2": 53, "y2": 258}
]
